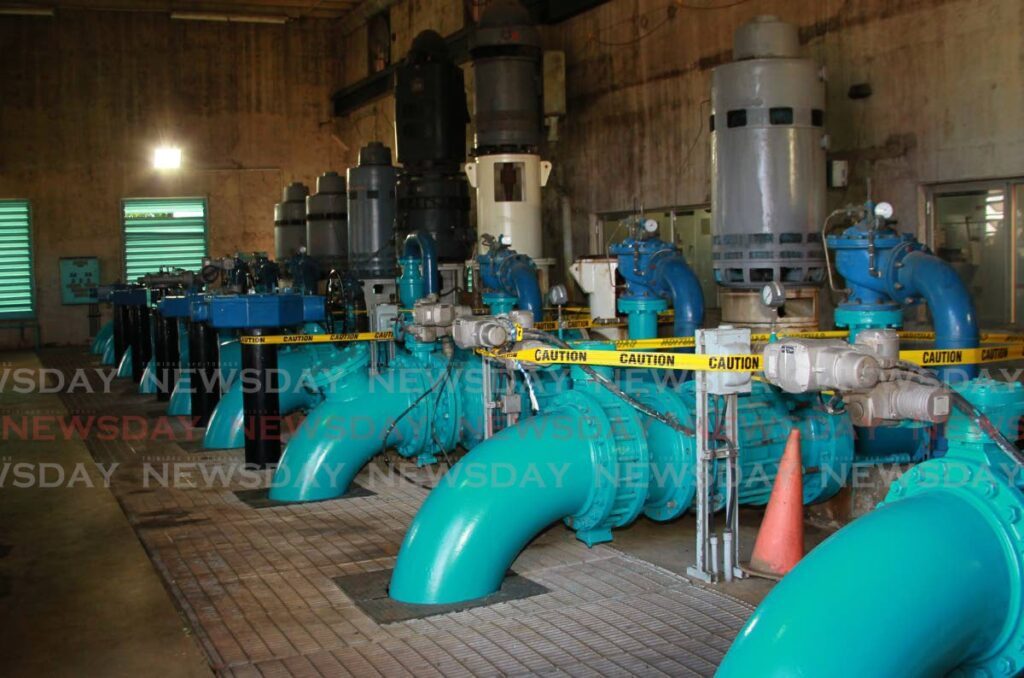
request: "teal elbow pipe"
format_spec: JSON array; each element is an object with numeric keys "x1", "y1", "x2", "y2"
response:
[
  {"x1": 100, "y1": 337, "x2": 116, "y2": 366},
  {"x1": 721, "y1": 378, "x2": 1024, "y2": 677},
  {"x1": 719, "y1": 492, "x2": 1012, "y2": 677},
  {"x1": 117, "y1": 346, "x2": 133, "y2": 378},
  {"x1": 91, "y1": 320, "x2": 114, "y2": 355},
  {"x1": 138, "y1": 357, "x2": 157, "y2": 395},
  {"x1": 269, "y1": 340, "x2": 459, "y2": 502},
  {"x1": 402, "y1": 231, "x2": 439, "y2": 296},
  {"x1": 219, "y1": 337, "x2": 241, "y2": 389},
  {"x1": 268, "y1": 370, "x2": 423, "y2": 502},
  {"x1": 204, "y1": 348, "x2": 320, "y2": 449},
  {"x1": 168, "y1": 370, "x2": 191, "y2": 416},
  {"x1": 389, "y1": 410, "x2": 598, "y2": 604}
]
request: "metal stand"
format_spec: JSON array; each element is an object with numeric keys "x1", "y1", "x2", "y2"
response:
[{"x1": 687, "y1": 328, "x2": 749, "y2": 584}]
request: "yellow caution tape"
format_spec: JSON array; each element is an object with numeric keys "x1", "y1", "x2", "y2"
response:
[
  {"x1": 239, "y1": 331, "x2": 394, "y2": 345},
  {"x1": 495, "y1": 343, "x2": 1024, "y2": 371},
  {"x1": 898, "y1": 344, "x2": 1024, "y2": 367},
  {"x1": 493, "y1": 347, "x2": 763, "y2": 372}
]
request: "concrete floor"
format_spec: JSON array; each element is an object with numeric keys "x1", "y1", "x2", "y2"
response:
[
  {"x1": 0, "y1": 351, "x2": 212, "y2": 678},
  {"x1": 0, "y1": 346, "x2": 844, "y2": 675}
]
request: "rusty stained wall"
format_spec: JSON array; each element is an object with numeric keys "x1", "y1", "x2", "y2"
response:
[
  {"x1": 0, "y1": 10, "x2": 346, "y2": 347},
  {"x1": 333, "y1": 0, "x2": 1024, "y2": 279}
]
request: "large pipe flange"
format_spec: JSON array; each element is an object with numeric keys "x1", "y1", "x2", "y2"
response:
[
  {"x1": 888, "y1": 459, "x2": 1024, "y2": 676},
  {"x1": 557, "y1": 390, "x2": 650, "y2": 546}
]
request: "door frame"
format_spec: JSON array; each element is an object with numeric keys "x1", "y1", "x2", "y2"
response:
[{"x1": 925, "y1": 178, "x2": 1022, "y2": 326}]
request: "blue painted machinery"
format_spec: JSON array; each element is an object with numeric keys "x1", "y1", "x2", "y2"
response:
[
  {"x1": 201, "y1": 293, "x2": 326, "y2": 467},
  {"x1": 476, "y1": 235, "x2": 544, "y2": 320},
  {"x1": 719, "y1": 378, "x2": 1024, "y2": 676},
  {"x1": 825, "y1": 201, "x2": 981, "y2": 461},
  {"x1": 827, "y1": 201, "x2": 979, "y2": 381},
  {"x1": 609, "y1": 219, "x2": 704, "y2": 341},
  {"x1": 203, "y1": 326, "x2": 366, "y2": 450}
]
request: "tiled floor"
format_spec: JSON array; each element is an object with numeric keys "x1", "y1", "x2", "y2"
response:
[{"x1": 46, "y1": 348, "x2": 753, "y2": 676}]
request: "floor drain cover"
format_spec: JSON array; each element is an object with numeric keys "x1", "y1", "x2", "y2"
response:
[
  {"x1": 334, "y1": 568, "x2": 548, "y2": 624},
  {"x1": 234, "y1": 484, "x2": 374, "y2": 509}
]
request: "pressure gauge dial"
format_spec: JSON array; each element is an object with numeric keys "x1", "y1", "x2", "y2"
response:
[
  {"x1": 642, "y1": 218, "x2": 658, "y2": 234},
  {"x1": 760, "y1": 282, "x2": 787, "y2": 309},
  {"x1": 874, "y1": 202, "x2": 894, "y2": 220}
]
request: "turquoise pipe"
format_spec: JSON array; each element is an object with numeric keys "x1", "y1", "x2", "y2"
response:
[
  {"x1": 167, "y1": 326, "x2": 240, "y2": 418},
  {"x1": 100, "y1": 337, "x2": 117, "y2": 366},
  {"x1": 619, "y1": 297, "x2": 668, "y2": 340},
  {"x1": 138, "y1": 357, "x2": 157, "y2": 395},
  {"x1": 390, "y1": 359, "x2": 854, "y2": 605},
  {"x1": 398, "y1": 255, "x2": 424, "y2": 308},
  {"x1": 268, "y1": 337, "x2": 570, "y2": 502},
  {"x1": 90, "y1": 320, "x2": 114, "y2": 355},
  {"x1": 719, "y1": 492, "x2": 1011, "y2": 677},
  {"x1": 390, "y1": 408, "x2": 599, "y2": 604},
  {"x1": 269, "y1": 339, "x2": 462, "y2": 502},
  {"x1": 167, "y1": 320, "x2": 191, "y2": 416},
  {"x1": 116, "y1": 346, "x2": 132, "y2": 378},
  {"x1": 719, "y1": 379, "x2": 1024, "y2": 677},
  {"x1": 203, "y1": 344, "x2": 367, "y2": 450}
]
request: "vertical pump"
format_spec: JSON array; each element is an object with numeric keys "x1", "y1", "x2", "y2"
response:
[
  {"x1": 273, "y1": 182, "x2": 309, "y2": 260},
  {"x1": 464, "y1": 0, "x2": 551, "y2": 261},
  {"x1": 305, "y1": 171, "x2": 348, "y2": 273},
  {"x1": 711, "y1": 15, "x2": 827, "y2": 329},
  {"x1": 394, "y1": 30, "x2": 473, "y2": 262}
]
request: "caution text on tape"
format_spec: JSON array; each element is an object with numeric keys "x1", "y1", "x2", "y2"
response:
[{"x1": 239, "y1": 331, "x2": 394, "y2": 345}]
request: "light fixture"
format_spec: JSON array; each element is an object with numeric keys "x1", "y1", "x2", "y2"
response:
[
  {"x1": 153, "y1": 146, "x2": 182, "y2": 171},
  {"x1": 170, "y1": 11, "x2": 288, "y2": 25},
  {"x1": 0, "y1": 6, "x2": 55, "y2": 16}
]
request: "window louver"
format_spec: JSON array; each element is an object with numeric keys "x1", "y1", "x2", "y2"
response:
[
  {"x1": 0, "y1": 200, "x2": 35, "y2": 319},
  {"x1": 123, "y1": 198, "x2": 208, "y2": 282}
]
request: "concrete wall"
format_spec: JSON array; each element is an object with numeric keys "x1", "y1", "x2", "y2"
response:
[
  {"x1": 4, "y1": 0, "x2": 1022, "y2": 345},
  {"x1": 0, "y1": 10, "x2": 345, "y2": 347},
  {"x1": 334, "y1": 0, "x2": 1024, "y2": 290}
]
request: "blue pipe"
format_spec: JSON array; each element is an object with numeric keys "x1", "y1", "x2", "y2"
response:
[
  {"x1": 658, "y1": 255, "x2": 704, "y2": 340},
  {"x1": 504, "y1": 258, "x2": 543, "y2": 321},
  {"x1": 896, "y1": 249, "x2": 979, "y2": 381},
  {"x1": 402, "y1": 231, "x2": 439, "y2": 297},
  {"x1": 610, "y1": 236, "x2": 704, "y2": 343},
  {"x1": 477, "y1": 249, "x2": 544, "y2": 321},
  {"x1": 830, "y1": 216, "x2": 978, "y2": 382}
]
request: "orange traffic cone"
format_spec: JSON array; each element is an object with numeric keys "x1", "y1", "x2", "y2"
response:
[{"x1": 746, "y1": 428, "x2": 804, "y2": 580}]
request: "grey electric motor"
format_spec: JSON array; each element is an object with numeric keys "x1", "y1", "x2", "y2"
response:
[
  {"x1": 273, "y1": 182, "x2": 309, "y2": 260},
  {"x1": 711, "y1": 15, "x2": 827, "y2": 288},
  {"x1": 306, "y1": 171, "x2": 347, "y2": 266},
  {"x1": 347, "y1": 142, "x2": 398, "y2": 279}
]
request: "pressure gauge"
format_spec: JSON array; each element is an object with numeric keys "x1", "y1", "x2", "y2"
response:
[
  {"x1": 760, "y1": 282, "x2": 786, "y2": 309},
  {"x1": 874, "y1": 202, "x2": 894, "y2": 220},
  {"x1": 642, "y1": 218, "x2": 658, "y2": 234}
]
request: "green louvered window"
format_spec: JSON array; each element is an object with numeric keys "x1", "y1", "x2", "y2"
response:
[
  {"x1": 122, "y1": 197, "x2": 208, "y2": 282},
  {"x1": 0, "y1": 200, "x2": 35, "y2": 319}
]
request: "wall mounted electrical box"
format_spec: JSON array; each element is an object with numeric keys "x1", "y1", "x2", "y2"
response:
[{"x1": 59, "y1": 257, "x2": 100, "y2": 305}]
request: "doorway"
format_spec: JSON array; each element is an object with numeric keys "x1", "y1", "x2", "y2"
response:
[{"x1": 926, "y1": 180, "x2": 1023, "y2": 328}]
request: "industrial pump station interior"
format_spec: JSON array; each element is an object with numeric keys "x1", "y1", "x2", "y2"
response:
[{"x1": 2, "y1": 0, "x2": 1024, "y2": 675}]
